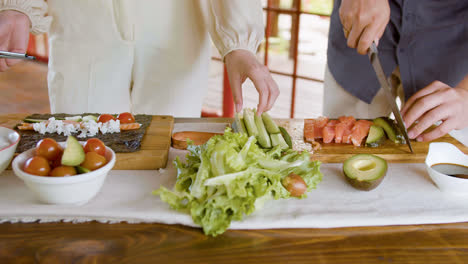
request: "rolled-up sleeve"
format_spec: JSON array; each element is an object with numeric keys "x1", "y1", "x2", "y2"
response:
[
  {"x1": 207, "y1": 0, "x2": 264, "y2": 59},
  {"x1": 0, "y1": 0, "x2": 52, "y2": 34}
]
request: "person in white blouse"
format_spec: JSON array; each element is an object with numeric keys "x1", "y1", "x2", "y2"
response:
[{"x1": 0, "y1": 0, "x2": 279, "y2": 117}]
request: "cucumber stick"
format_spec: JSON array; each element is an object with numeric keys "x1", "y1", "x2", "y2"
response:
[
  {"x1": 243, "y1": 109, "x2": 258, "y2": 137},
  {"x1": 261, "y1": 112, "x2": 280, "y2": 134},
  {"x1": 233, "y1": 113, "x2": 247, "y2": 134},
  {"x1": 270, "y1": 133, "x2": 289, "y2": 150},
  {"x1": 279, "y1": 126, "x2": 293, "y2": 148},
  {"x1": 254, "y1": 111, "x2": 272, "y2": 148}
]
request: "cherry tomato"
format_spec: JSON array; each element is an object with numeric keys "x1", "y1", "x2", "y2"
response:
[
  {"x1": 49, "y1": 152, "x2": 63, "y2": 169},
  {"x1": 281, "y1": 173, "x2": 307, "y2": 197},
  {"x1": 36, "y1": 138, "x2": 63, "y2": 161},
  {"x1": 117, "y1": 112, "x2": 135, "y2": 124},
  {"x1": 98, "y1": 114, "x2": 116, "y2": 123},
  {"x1": 49, "y1": 166, "x2": 77, "y2": 177},
  {"x1": 84, "y1": 138, "x2": 106, "y2": 156},
  {"x1": 80, "y1": 152, "x2": 107, "y2": 171},
  {"x1": 23, "y1": 156, "x2": 51, "y2": 176}
]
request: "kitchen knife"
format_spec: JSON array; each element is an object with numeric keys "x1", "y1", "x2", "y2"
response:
[{"x1": 368, "y1": 42, "x2": 413, "y2": 153}]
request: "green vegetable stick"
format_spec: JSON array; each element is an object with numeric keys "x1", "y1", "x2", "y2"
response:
[
  {"x1": 243, "y1": 108, "x2": 258, "y2": 137},
  {"x1": 261, "y1": 112, "x2": 280, "y2": 134},
  {"x1": 234, "y1": 112, "x2": 247, "y2": 134},
  {"x1": 254, "y1": 110, "x2": 272, "y2": 148},
  {"x1": 270, "y1": 133, "x2": 289, "y2": 150}
]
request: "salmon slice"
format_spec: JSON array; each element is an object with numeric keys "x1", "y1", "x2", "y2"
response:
[
  {"x1": 350, "y1": 120, "x2": 373, "y2": 146},
  {"x1": 341, "y1": 126, "x2": 354, "y2": 144},
  {"x1": 322, "y1": 120, "x2": 339, "y2": 144},
  {"x1": 304, "y1": 116, "x2": 328, "y2": 142},
  {"x1": 335, "y1": 117, "x2": 356, "y2": 144},
  {"x1": 338, "y1": 116, "x2": 356, "y2": 125}
]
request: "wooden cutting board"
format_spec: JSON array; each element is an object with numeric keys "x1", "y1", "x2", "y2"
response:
[
  {"x1": 0, "y1": 114, "x2": 174, "y2": 170},
  {"x1": 309, "y1": 132, "x2": 468, "y2": 163},
  {"x1": 275, "y1": 119, "x2": 468, "y2": 163}
]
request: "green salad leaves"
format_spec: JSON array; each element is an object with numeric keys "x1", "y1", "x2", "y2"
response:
[{"x1": 153, "y1": 128, "x2": 322, "y2": 236}]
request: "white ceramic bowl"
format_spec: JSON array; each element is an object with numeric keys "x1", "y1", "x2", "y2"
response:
[
  {"x1": 425, "y1": 142, "x2": 468, "y2": 195},
  {"x1": 0, "y1": 127, "x2": 20, "y2": 174},
  {"x1": 12, "y1": 141, "x2": 116, "y2": 205}
]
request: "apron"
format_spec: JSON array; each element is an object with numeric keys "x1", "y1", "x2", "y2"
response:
[{"x1": 47, "y1": 0, "x2": 211, "y2": 117}]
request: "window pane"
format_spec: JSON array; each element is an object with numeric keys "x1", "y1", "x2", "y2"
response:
[
  {"x1": 296, "y1": 14, "x2": 329, "y2": 81},
  {"x1": 294, "y1": 78, "x2": 324, "y2": 118},
  {"x1": 265, "y1": 13, "x2": 294, "y2": 75},
  {"x1": 301, "y1": 0, "x2": 333, "y2": 15}
]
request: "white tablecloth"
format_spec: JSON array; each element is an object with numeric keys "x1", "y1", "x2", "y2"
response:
[{"x1": 0, "y1": 123, "x2": 467, "y2": 230}]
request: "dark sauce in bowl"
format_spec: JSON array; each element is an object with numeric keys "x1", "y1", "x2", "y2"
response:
[{"x1": 431, "y1": 163, "x2": 468, "y2": 179}]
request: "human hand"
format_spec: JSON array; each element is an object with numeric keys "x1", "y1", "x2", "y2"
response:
[
  {"x1": 224, "y1": 49, "x2": 279, "y2": 115},
  {"x1": 339, "y1": 0, "x2": 390, "y2": 55},
  {"x1": 401, "y1": 80, "x2": 468, "y2": 142},
  {"x1": 0, "y1": 10, "x2": 31, "y2": 71}
]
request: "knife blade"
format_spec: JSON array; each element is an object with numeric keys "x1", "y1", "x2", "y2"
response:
[
  {"x1": 368, "y1": 42, "x2": 413, "y2": 153},
  {"x1": 0, "y1": 50, "x2": 35, "y2": 60}
]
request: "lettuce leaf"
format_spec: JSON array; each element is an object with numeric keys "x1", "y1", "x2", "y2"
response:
[{"x1": 153, "y1": 128, "x2": 322, "y2": 236}]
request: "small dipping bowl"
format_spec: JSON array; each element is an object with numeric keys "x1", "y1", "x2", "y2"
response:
[
  {"x1": 0, "y1": 127, "x2": 20, "y2": 174},
  {"x1": 12, "y1": 141, "x2": 115, "y2": 205},
  {"x1": 425, "y1": 142, "x2": 468, "y2": 195}
]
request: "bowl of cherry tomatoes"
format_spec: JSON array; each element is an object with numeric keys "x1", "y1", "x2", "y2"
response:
[{"x1": 12, "y1": 136, "x2": 115, "y2": 205}]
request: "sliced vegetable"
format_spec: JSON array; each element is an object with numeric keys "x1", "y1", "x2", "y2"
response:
[
  {"x1": 65, "y1": 116, "x2": 82, "y2": 122},
  {"x1": 261, "y1": 112, "x2": 280, "y2": 134},
  {"x1": 82, "y1": 115, "x2": 98, "y2": 122},
  {"x1": 365, "y1": 125, "x2": 386, "y2": 147},
  {"x1": 233, "y1": 113, "x2": 247, "y2": 134},
  {"x1": 270, "y1": 133, "x2": 289, "y2": 150},
  {"x1": 61, "y1": 136, "x2": 85, "y2": 166},
  {"x1": 373, "y1": 117, "x2": 405, "y2": 144},
  {"x1": 117, "y1": 112, "x2": 135, "y2": 124},
  {"x1": 75, "y1": 165, "x2": 91, "y2": 174},
  {"x1": 243, "y1": 108, "x2": 258, "y2": 137},
  {"x1": 98, "y1": 114, "x2": 116, "y2": 123},
  {"x1": 279, "y1": 126, "x2": 293, "y2": 148},
  {"x1": 282, "y1": 173, "x2": 307, "y2": 197},
  {"x1": 23, "y1": 118, "x2": 49, "y2": 123},
  {"x1": 254, "y1": 110, "x2": 272, "y2": 148}
]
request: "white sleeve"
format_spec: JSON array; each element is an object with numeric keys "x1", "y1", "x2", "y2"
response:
[
  {"x1": 0, "y1": 0, "x2": 52, "y2": 34},
  {"x1": 207, "y1": 0, "x2": 264, "y2": 59}
]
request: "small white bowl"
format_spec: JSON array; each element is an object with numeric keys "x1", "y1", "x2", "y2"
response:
[
  {"x1": 425, "y1": 142, "x2": 468, "y2": 195},
  {"x1": 0, "y1": 127, "x2": 20, "y2": 174},
  {"x1": 12, "y1": 141, "x2": 116, "y2": 205}
]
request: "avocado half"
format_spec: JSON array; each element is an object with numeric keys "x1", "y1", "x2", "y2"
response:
[{"x1": 343, "y1": 154, "x2": 388, "y2": 191}]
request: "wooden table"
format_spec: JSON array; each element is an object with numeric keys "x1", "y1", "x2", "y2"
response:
[{"x1": 1, "y1": 118, "x2": 467, "y2": 264}]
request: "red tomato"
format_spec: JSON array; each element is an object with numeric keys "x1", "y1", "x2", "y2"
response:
[
  {"x1": 50, "y1": 152, "x2": 63, "y2": 169},
  {"x1": 84, "y1": 138, "x2": 106, "y2": 156},
  {"x1": 36, "y1": 138, "x2": 63, "y2": 161},
  {"x1": 80, "y1": 152, "x2": 107, "y2": 171},
  {"x1": 281, "y1": 173, "x2": 307, "y2": 197},
  {"x1": 98, "y1": 114, "x2": 116, "y2": 123},
  {"x1": 49, "y1": 166, "x2": 77, "y2": 177},
  {"x1": 117, "y1": 112, "x2": 135, "y2": 124},
  {"x1": 23, "y1": 156, "x2": 51, "y2": 176}
]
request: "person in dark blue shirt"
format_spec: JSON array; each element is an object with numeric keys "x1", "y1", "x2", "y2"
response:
[{"x1": 325, "y1": 0, "x2": 468, "y2": 142}]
